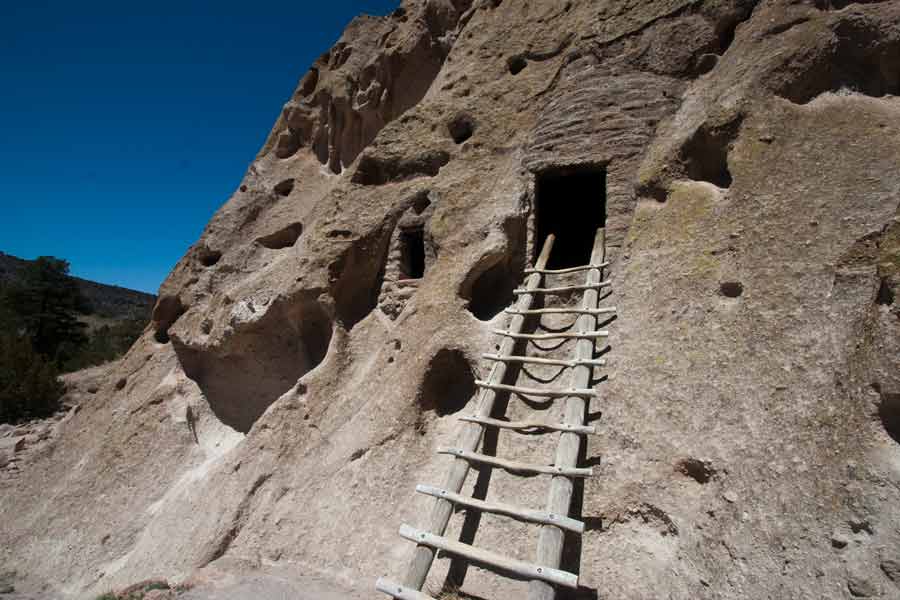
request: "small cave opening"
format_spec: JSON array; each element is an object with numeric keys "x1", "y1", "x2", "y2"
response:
[
  {"x1": 418, "y1": 348, "x2": 477, "y2": 416},
  {"x1": 676, "y1": 458, "x2": 716, "y2": 483},
  {"x1": 465, "y1": 260, "x2": 518, "y2": 321},
  {"x1": 273, "y1": 179, "x2": 295, "y2": 197},
  {"x1": 152, "y1": 295, "x2": 186, "y2": 344},
  {"x1": 274, "y1": 130, "x2": 302, "y2": 159},
  {"x1": 508, "y1": 55, "x2": 528, "y2": 75},
  {"x1": 331, "y1": 225, "x2": 393, "y2": 330},
  {"x1": 448, "y1": 113, "x2": 476, "y2": 144},
  {"x1": 399, "y1": 227, "x2": 426, "y2": 279},
  {"x1": 461, "y1": 216, "x2": 527, "y2": 321},
  {"x1": 776, "y1": 28, "x2": 900, "y2": 103},
  {"x1": 879, "y1": 391, "x2": 900, "y2": 445},
  {"x1": 681, "y1": 123, "x2": 736, "y2": 188},
  {"x1": 719, "y1": 281, "x2": 744, "y2": 298},
  {"x1": 876, "y1": 277, "x2": 895, "y2": 306},
  {"x1": 534, "y1": 166, "x2": 607, "y2": 269},
  {"x1": 175, "y1": 298, "x2": 333, "y2": 434},
  {"x1": 411, "y1": 191, "x2": 432, "y2": 215},
  {"x1": 256, "y1": 222, "x2": 304, "y2": 250},
  {"x1": 198, "y1": 248, "x2": 222, "y2": 268},
  {"x1": 351, "y1": 151, "x2": 451, "y2": 186}
]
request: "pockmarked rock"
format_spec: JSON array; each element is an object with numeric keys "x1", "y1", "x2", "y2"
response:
[{"x1": 2, "y1": 1, "x2": 900, "y2": 599}]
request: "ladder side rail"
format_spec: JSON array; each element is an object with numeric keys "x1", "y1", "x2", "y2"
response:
[
  {"x1": 402, "y1": 234, "x2": 556, "y2": 590},
  {"x1": 528, "y1": 228, "x2": 606, "y2": 600}
]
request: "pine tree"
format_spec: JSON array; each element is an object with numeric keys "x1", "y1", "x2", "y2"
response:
[{"x1": 2, "y1": 257, "x2": 88, "y2": 365}]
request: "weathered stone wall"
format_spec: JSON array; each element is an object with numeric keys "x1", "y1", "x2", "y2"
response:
[{"x1": 2, "y1": 1, "x2": 900, "y2": 599}]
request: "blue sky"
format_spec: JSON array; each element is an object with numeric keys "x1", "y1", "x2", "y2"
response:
[{"x1": 0, "y1": 1, "x2": 398, "y2": 294}]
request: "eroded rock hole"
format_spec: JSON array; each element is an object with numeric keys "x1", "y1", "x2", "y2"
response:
[
  {"x1": 462, "y1": 217, "x2": 527, "y2": 321},
  {"x1": 876, "y1": 278, "x2": 895, "y2": 306},
  {"x1": 535, "y1": 166, "x2": 607, "y2": 269},
  {"x1": 273, "y1": 179, "x2": 295, "y2": 197},
  {"x1": 274, "y1": 130, "x2": 302, "y2": 159},
  {"x1": 879, "y1": 391, "x2": 900, "y2": 445},
  {"x1": 298, "y1": 67, "x2": 319, "y2": 97},
  {"x1": 400, "y1": 227, "x2": 426, "y2": 279},
  {"x1": 681, "y1": 123, "x2": 737, "y2": 188},
  {"x1": 198, "y1": 248, "x2": 222, "y2": 268},
  {"x1": 719, "y1": 281, "x2": 744, "y2": 298},
  {"x1": 175, "y1": 298, "x2": 333, "y2": 434},
  {"x1": 351, "y1": 151, "x2": 451, "y2": 186},
  {"x1": 715, "y1": 13, "x2": 745, "y2": 55},
  {"x1": 467, "y1": 260, "x2": 517, "y2": 320},
  {"x1": 676, "y1": 458, "x2": 716, "y2": 483},
  {"x1": 418, "y1": 348, "x2": 476, "y2": 416},
  {"x1": 411, "y1": 192, "x2": 431, "y2": 215},
  {"x1": 777, "y1": 22, "x2": 900, "y2": 102},
  {"x1": 331, "y1": 226, "x2": 393, "y2": 329},
  {"x1": 152, "y1": 295, "x2": 186, "y2": 344},
  {"x1": 256, "y1": 222, "x2": 304, "y2": 250},
  {"x1": 508, "y1": 55, "x2": 527, "y2": 75},
  {"x1": 448, "y1": 113, "x2": 476, "y2": 144}
]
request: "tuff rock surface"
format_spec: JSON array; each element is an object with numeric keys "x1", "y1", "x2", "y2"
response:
[{"x1": 2, "y1": 0, "x2": 900, "y2": 598}]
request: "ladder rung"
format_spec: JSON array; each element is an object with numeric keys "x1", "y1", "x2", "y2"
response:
[
  {"x1": 513, "y1": 281, "x2": 611, "y2": 295},
  {"x1": 482, "y1": 353, "x2": 606, "y2": 368},
  {"x1": 505, "y1": 306, "x2": 617, "y2": 316},
  {"x1": 493, "y1": 330, "x2": 608, "y2": 341},
  {"x1": 475, "y1": 380, "x2": 596, "y2": 398},
  {"x1": 437, "y1": 447, "x2": 593, "y2": 477},
  {"x1": 398, "y1": 524, "x2": 579, "y2": 588},
  {"x1": 375, "y1": 579, "x2": 436, "y2": 600},
  {"x1": 459, "y1": 414, "x2": 596, "y2": 435},
  {"x1": 416, "y1": 484, "x2": 585, "y2": 533},
  {"x1": 524, "y1": 262, "x2": 609, "y2": 275}
]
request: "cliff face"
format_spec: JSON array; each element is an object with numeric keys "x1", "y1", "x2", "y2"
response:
[{"x1": 2, "y1": 1, "x2": 900, "y2": 598}]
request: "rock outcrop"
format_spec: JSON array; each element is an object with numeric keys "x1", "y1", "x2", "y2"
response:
[{"x1": 2, "y1": 1, "x2": 900, "y2": 598}]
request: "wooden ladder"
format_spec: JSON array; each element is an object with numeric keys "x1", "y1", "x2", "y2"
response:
[{"x1": 376, "y1": 229, "x2": 613, "y2": 600}]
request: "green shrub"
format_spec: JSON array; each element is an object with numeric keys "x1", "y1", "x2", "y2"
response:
[{"x1": 0, "y1": 332, "x2": 64, "y2": 423}]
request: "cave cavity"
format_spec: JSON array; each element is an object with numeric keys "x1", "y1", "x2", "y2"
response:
[
  {"x1": 152, "y1": 295, "x2": 186, "y2": 344},
  {"x1": 508, "y1": 55, "x2": 528, "y2": 75},
  {"x1": 256, "y1": 222, "x2": 304, "y2": 250},
  {"x1": 274, "y1": 130, "x2": 303, "y2": 159},
  {"x1": 351, "y1": 151, "x2": 451, "y2": 186},
  {"x1": 876, "y1": 277, "x2": 895, "y2": 306},
  {"x1": 676, "y1": 458, "x2": 716, "y2": 483},
  {"x1": 461, "y1": 216, "x2": 527, "y2": 321},
  {"x1": 879, "y1": 391, "x2": 900, "y2": 445},
  {"x1": 331, "y1": 223, "x2": 393, "y2": 329},
  {"x1": 719, "y1": 281, "x2": 744, "y2": 298},
  {"x1": 777, "y1": 22, "x2": 900, "y2": 103},
  {"x1": 534, "y1": 165, "x2": 607, "y2": 269},
  {"x1": 175, "y1": 297, "x2": 333, "y2": 434},
  {"x1": 418, "y1": 348, "x2": 477, "y2": 416},
  {"x1": 468, "y1": 260, "x2": 518, "y2": 321},
  {"x1": 198, "y1": 247, "x2": 222, "y2": 268},
  {"x1": 274, "y1": 178, "x2": 295, "y2": 197},
  {"x1": 399, "y1": 227, "x2": 426, "y2": 279},
  {"x1": 681, "y1": 121, "x2": 739, "y2": 189},
  {"x1": 448, "y1": 113, "x2": 476, "y2": 144}
]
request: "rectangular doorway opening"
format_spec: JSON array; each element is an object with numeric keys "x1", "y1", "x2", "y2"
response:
[
  {"x1": 535, "y1": 166, "x2": 607, "y2": 269},
  {"x1": 399, "y1": 227, "x2": 425, "y2": 279}
]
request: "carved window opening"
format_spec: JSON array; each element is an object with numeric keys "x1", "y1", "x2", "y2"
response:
[{"x1": 400, "y1": 227, "x2": 426, "y2": 279}]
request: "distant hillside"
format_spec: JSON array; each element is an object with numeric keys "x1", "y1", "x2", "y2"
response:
[{"x1": 0, "y1": 251, "x2": 155, "y2": 321}]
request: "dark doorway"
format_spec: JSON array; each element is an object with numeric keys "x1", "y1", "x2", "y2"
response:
[
  {"x1": 400, "y1": 227, "x2": 426, "y2": 279},
  {"x1": 535, "y1": 166, "x2": 606, "y2": 269}
]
